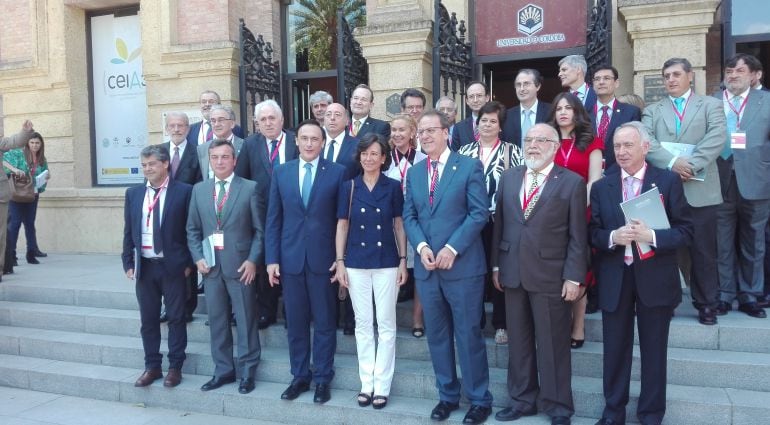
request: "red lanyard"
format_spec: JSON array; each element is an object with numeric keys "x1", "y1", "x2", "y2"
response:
[
  {"x1": 559, "y1": 137, "x2": 576, "y2": 165},
  {"x1": 145, "y1": 176, "x2": 169, "y2": 227},
  {"x1": 393, "y1": 148, "x2": 411, "y2": 189},
  {"x1": 671, "y1": 95, "x2": 691, "y2": 124},
  {"x1": 522, "y1": 172, "x2": 547, "y2": 211},
  {"x1": 267, "y1": 133, "x2": 284, "y2": 164},
  {"x1": 724, "y1": 90, "x2": 749, "y2": 127},
  {"x1": 478, "y1": 139, "x2": 500, "y2": 166},
  {"x1": 212, "y1": 182, "x2": 230, "y2": 228}
]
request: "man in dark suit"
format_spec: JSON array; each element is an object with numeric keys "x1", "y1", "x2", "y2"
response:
[
  {"x1": 187, "y1": 140, "x2": 264, "y2": 395},
  {"x1": 590, "y1": 122, "x2": 693, "y2": 425},
  {"x1": 558, "y1": 55, "x2": 596, "y2": 111},
  {"x1": 162, "y1": 112, "x2": 202, "y2": 323},
  {"x1": 491, "y1": 123, "x2": 587, "y2": 425},
  {"x1": 714, "y1": 53, "x2": 770, "y2": 318},
  {"x1": 349, "y1": 84, "x2": 390, "y2": 140},
  {"x1": 436, "y1": 96, "x2": 458, "y2": 144},
  {"x1": 197, "y1": 105, "x2": 244, "y2": 180},
  {"x1": 235, "y1": 99, "x2": 298, "y2": 329},
  {"x1": 186, "y1": 90, "x2": 243, "y2": 146},
  {"x1": 401, "y1": 88, "x2": 426, "y2": 121},
  {"x1": 122, "y1": 145, "x2": 193, "y2": 388},
  {"x1": 643, "y1": 57, "x2": 726, "y2": 325},
  {"x1": 590, "y1": 66, "x2": 642, "y2": 170},
  {"x1": 266, "y1": 120, "x2": 346, "y2": 404},
  {"x1": 451, "y1": 81, "x2": 489, "y2": 151},
  {"x1": 309, "y1": 90, "x2": 333, "y2": 127},
  {"x1": 403, "y1": 110, "x2": 492, "y2": 424},
  {"x1": 501, "y1": 69, "x2": 551, "y2": 148}
]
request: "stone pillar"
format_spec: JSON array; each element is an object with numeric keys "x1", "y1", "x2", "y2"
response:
[
  {"x1": 358, "y1": 0, "x2": 435, "y2": 119},
  {"x1": 619, "y1": 0, "x2": 720, "y2": 102}
]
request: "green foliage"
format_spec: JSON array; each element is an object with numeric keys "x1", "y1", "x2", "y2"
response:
[{"x1": 291, "y1": 0, "x2": 366, "y2": 70}]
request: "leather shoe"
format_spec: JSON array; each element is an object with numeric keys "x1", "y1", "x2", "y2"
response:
[
  {"x1": 738, "y1": 302, "x2": 767, "y2": 318},
  {"x1": 757, "y1": 296, "x2": 769, "y2": 309},
  {"x1": 238, "y1": 377, "x2": 256, "y2": 394},
  {"x1": 430, "y1": 400, "x2": 459, "y2": 421},
  {"x1": 551, "y1": 416, "x2": 571, "y2": 425},
  {"x1": 715, "y1": 301, "x2": 732, "y2": 316},
  {"x1": 462, "y1": 405, "x2": 491, "y2": 424},
  {"x1": 200, "y1": 375, "x2": 236, "y2": 391},
  {"x1": 258, "y1": 316, "x2": 276, "y2": 330},
  {"x1": 163, "y1": 368, "x2": 182, "y2": 387},
  {"x1": 32, "y1": 249, "x2": 47, "y2": 257},
  {"x1": 281, "y1": 381, "x2": 310, "y2": 400},
  {"x1": 134, "y1": 369, "x2": 162, "y2": 387},
  {"x1": 343, "y1": 322, "x2": 355, "y2": 336},
  {"x1": 698, "y1": 306, "x2": 717, "y2": 325},
  {"x1": 495, "y1": 406, "x2": 537, "y2": 421},
  {"x1": 313, "y1": 383, "x2": 331, "y2": 403},
  {"x1": 595, "y1": 419, "x2": 622, "y2": 425}
]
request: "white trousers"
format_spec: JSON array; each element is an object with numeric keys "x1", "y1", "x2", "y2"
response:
[{"x1": 346, "y1": 267, "x2": 398, "y2": 396}]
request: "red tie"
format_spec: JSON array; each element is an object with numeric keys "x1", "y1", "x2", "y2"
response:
[
  {"x1": 205, "y1": 122, "x2": 213, "y2": 142},
  {"x1": 429, "y1": 160, "x2": 439, "y2": 206},
  {"x1": 572, "y1": 90, "x2": 579, "y2": 97},
  {"x1": 597, "y1": 105, "x2": 610, "y2": 141}
]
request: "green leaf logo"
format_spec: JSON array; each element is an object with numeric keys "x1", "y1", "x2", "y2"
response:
[{"x1": 111, "y1": 38, "x2": 141, "y2": 64}]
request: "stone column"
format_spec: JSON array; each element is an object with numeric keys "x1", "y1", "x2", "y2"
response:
[{"x1": 619, "y1": 0, "x2": 720, "y2": 102}]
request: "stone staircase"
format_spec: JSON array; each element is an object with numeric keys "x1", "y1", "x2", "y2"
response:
[{"x1": 1, "y1": 254, "x2": 769, "y2": 424}]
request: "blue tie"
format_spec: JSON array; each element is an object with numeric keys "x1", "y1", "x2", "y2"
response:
[
  {"x1": 301, "y1": 162, "x2": 313, "y2": 207},
  {"x1": 674, "y1": 97, "x2": 685, "y2": 135},
  {"x1": 721, "y1": 95, "x2": 741, "y2": 159}
]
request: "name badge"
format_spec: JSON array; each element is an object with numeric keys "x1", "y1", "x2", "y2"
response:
[
  {"x1": 730, "y1": 132, "x2": 746, "y2": 150},
  {"x1": 211, "y1": 231, "x2": 225, "y2": 250},
  {"x1": 141, "y1": 232, "x2": 153, "y2": 249}
]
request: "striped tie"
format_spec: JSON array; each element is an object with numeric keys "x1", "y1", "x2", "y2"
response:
[{"x1": 429, "y1": 160, "x2": 439, "y2": 206}]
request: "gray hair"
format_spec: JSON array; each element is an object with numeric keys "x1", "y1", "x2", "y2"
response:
[
  {"x1": 165, "y1": 111, "x2": 189, "y2": 125},
  {"x1": 615, "y1": 121, "x2": 651, "y2": 144},
  {"x1": 210, "y1": 104, "x2": 236, "y2": 120},
  {"x1": 434, "y1": 96, "x2": 456, "y2": 110},
  {"x1": 199, "y1": 90, "x2": 221, "y2": 102},
  {"x1": 309, "y1": 91, "x2": 333, "y2": 106},
  {"x1": 141, "y1": 144, "x2": 170, "y2": 162},
  {"x1": 254, "y1": 99, "x2": 283, "y2": 119},
  {"x1": 559, "y1": 55, "x2": 587, "y2": 75},
  {"x1": 662, "y1": 57, "x2": 692, "y2": 74},
  {"x1": 527, "y1": 123, "x2": 560, "y2": 141}
]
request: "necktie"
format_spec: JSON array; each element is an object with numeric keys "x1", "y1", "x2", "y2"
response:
[
  {"x1": 151, "y1": 187, "x2": 163, "y2": 254},
  {"x1": 270, "y1": 139, "x2": 279, "y2": 168},
  {"x1": 521, "y1": 109, "x2": 533, "y2": 145},
  {"x1": 623, "y1": 176, "x2": 637, "y2": 265},
  {"x1": 523, "y1": 171, "x2": 540, "y2": 219},
  {"x1": 429, "y1": 160, "x2": 439, "y2": 207},
  {"x1": 170, "y1": 146, "x2": 180, "y2": 178},
  {"x1": 721, "y1": 95, "x2": 742, "y2": 159},
  {"x1": 205, "y1": 121, "x2": 213, "y2": 142},
  {"x1": 301, "y1": 163, "x2": 313, "y2": 207},
  {"x1": 215, "y1": 180, "x2": 227, "y2": 223},
  {"x1": 597, "y1": 105, "x2": 611, "y2": 141},
  {"x1": 473, "y1": 120, "x2": 480, "y2": 141},
  {"x1": 326, "y1": 140, "x2": 336, "y2": 162},
  {"x1": 674, "y1": 97, "x2": 685, "y2": 135},
  {"x1": 352, "y1": 120, "x2": 361, "y2": 137}
]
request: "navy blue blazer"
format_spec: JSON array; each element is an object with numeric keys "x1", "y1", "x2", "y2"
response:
[
  {"x1": 163, "y1": 141, "x2": 202, "y2": 185},
  {"x1": 235, "y1": 130, "x2": 298, "y2": 201},
  {"x1": 403, "y1": 152, "x2": 489, "y2": 280},
  {"x1": 121, "y1": 179, "x2": 194, "y2": 280},
  {"x1": 501, "y1": 101, "x2": 552, "y2": 148},
  {"x1": 582, "y1": 86, "x2": 598, "y2": 112},
  {"x1": 329, "y1": 133, "x2": 361, "y2": 181},
  {"x1": 265, "y1": 158, "x2": 346, "y2": 275},
  {"x1": 589, "y1": 164, "x2": 693, "y2": 311},
  {"x1": 353, "y1": 116, "x2": 391, "y2": 141},
  {"x1": 589, "y1": 101, "x2": 641, "y2": 169},
  {"x1": 186, "y1": 121, "x2": 244, "y2": 146},
  {"x1": 450, "y1": 116, "x2": 476, "y2": 151},
  {"x1": 337, "y1": 175, "x2": 404, "y2": 269}
]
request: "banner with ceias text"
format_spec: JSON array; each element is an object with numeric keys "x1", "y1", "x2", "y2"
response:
[{"x1": 90, "y1": 13, "x2": 147, "y2": 185}]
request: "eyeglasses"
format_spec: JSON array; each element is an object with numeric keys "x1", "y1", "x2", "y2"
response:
[
  {"x1": 523, "y1": 137, "x2": 557, "y2": 145},
  {"x1": 405, "y1": 105, "x2": 423, "y2": 112},
  {"x1": 210, "y1": 118, "x2": 233, "y2": 124},
  {"x1": 438, "y1": 107, "x2": 455, "y2": 113},
  {"x1": 416, "y1": 127, "x2": 444, "y2": 136}
]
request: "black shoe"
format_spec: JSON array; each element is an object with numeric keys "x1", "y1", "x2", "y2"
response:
[
  {"x1": 715, "y1": 301, "x2": 732, "y2": 316},
  {"x1": 595, "y1": 418, "x2": 622, "y2": 425},
  {"x1": 551, "y1": 416, "x2": 571, "y2": 425},
  {"x1": 495, "y1": 406, "x2": 537, "y2": 421},
  {"x1": 757, "y1": 296, "x2": 769, "y2": 309},
  {"x1": 200, "y1": 375, "x2": 236, "y2": 391},
  {"x1": 32, "y1": 249, "x2": 47, "y2": 257},
  {"x1": 343, "y1": 322, "x2": 355, "y2": 336},
  {"x1": 159, "y1": 309, "x2": 168, "y2": 323},
  {"x1": 26, "y1": 252, "x2": 40, "y2": 265},
  {"x1": 738, "y1": 302, "x2": 767, "y2": 318},
  {"x1": 698, "y1": 306, "x2": 717, "y2": 325},
  {"x1": 570, "y1": 338, "x2": 585, "y2": 349},
  {"x1": 281, "y1": 381, "x2": 310, "y2": 400},
  {"x1": 258, "y1": 316, "x2": 276, "y2": 330},
  {"x1": 462, "y1": 405, "x2": 491, "y2": 424},
  {"x1": 430, "y1": 400, "x2": 459, "y2": 421},
  {"x1": 238, "y1": 377, "x2": 255, "y2": 394},
  {"x1": 313, "y1": 383, "x2": 331, "y2": 403}
]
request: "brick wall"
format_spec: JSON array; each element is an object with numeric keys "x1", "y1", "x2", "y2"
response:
[
  {"x1": 175, "y1": 0, "x2": 232, "y2": 44},
  {"x1": 0, "y1": 0, "x2": 33, "y2": 65}
]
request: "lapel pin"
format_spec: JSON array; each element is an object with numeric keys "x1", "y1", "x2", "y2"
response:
[
  {"x1": 452, "y1": 166, "x2": 457, "y2": 171},
  {"x1": 615, "y1": 108, "x2": 621, "y2": 113}
]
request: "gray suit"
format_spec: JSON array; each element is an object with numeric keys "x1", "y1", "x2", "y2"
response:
[
  {"x1": 0, "y1": 129, "x2": 35, "y2": 272},
  {"x1": 713, "y1": 88, "x2": 770, "y2": 305},
  {"x1": 643, "y1": 92, "x2": 726, "y2": 310},
  {"x1": 187, "y1": 175, "x2": 264, "y2": 379},
  {"x1": 197, "y1": 136, "x2": 244, "y2": 180}
]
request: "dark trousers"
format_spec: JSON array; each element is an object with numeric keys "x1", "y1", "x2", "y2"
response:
[
  {"x1": 601, "y1": 266, "x2": 672, "y2": 425},
  {"x1": 481, "y1": 218, "x2": 505, "y2": 329},
  {"x1": 7, "y1": 196, "x2": 39, "y2": 253},
  {"x1": 688, "y1": 205, "x2": 719, "y2": 308},
  {"x1": 184, "y1": 274, "x2": 199, "y2": 316},
  {"x1": 283, "y1": 264, "x2": 338, "y2": 384},
  {"x1": 256, "y1": 267, "x2": 281, "y2": 319},
  {"x1": 135, "y1": 258, "x2": 187, "y2": 370}
]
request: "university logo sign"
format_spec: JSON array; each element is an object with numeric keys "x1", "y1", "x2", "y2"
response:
[{"x1": 517, "y1": 4, "x2": 543, "y2": 36}]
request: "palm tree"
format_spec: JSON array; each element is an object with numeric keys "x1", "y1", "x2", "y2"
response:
[{"x1": 291, "y1": 0, "x2": 366, "y2": 70}]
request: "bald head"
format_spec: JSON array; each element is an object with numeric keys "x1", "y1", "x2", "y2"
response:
[{"x1": 324, "y1": 103, "x2": 349, "y2": 138}]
